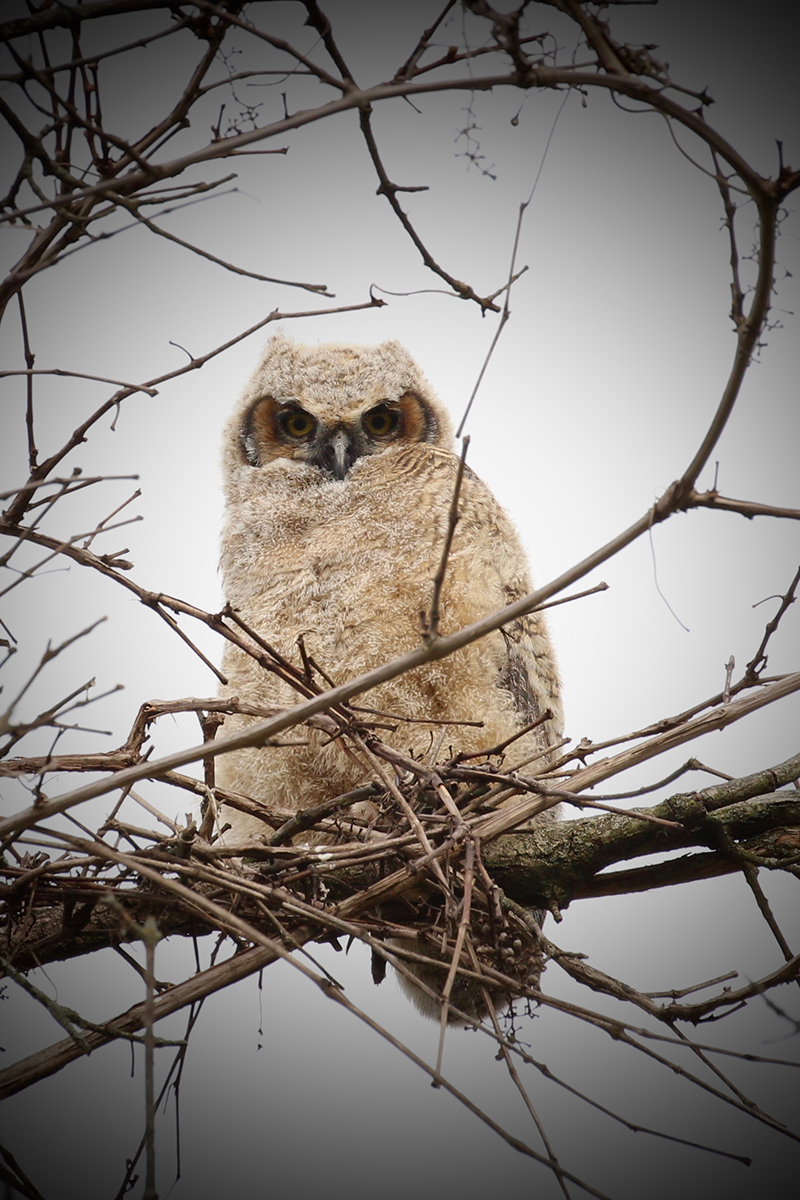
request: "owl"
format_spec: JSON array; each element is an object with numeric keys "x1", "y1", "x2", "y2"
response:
[{"x1": 216, "y1": 332, "x2": 562, "y2": 1015}]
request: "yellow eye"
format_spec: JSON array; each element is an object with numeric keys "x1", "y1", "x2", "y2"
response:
[
  {"x1": 363, "y1": 406, "x2": 399, "y2": 437},
  {"x1": 280, "y1": 409, "x2": 316, "y2": 439}
]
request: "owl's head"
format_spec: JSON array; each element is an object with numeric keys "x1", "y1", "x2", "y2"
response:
[{"x1": 223, "y1": 333, "x2": 454, "y2": 482}]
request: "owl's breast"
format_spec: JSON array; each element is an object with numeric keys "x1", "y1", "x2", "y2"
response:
[{"x1": 221, "y1": 448, "x2": 474, "y2": 658}]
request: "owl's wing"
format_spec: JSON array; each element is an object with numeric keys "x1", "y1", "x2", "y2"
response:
[
  {"x1": 499, "y1": 625, "x2": 542, "y2": 726},
  {"x1": 497, "y1": 603, "x2": 562, "y2": 757},
  {"x1": 456, "y1": 461, "x2": 562, "y2": 747}
]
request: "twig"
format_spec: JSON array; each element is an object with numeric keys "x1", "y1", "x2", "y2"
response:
[
  {"x1": 421, "y1": 436, "x2": 470, "y2": 641},
  {"x1": 687, "y1": 489, "x2": 800, "y2": 521},
  {"x1": 436, "y1": 839, "x2": 475, "y2": 1064}
]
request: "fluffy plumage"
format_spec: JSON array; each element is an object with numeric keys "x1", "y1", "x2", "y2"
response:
[{"x1": 216, "y1": 332, "x2": 562, "y2": 848}]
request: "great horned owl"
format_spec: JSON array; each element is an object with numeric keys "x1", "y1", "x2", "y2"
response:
[{"x1": 216, "y1": 332, "x2": 562, "y2": 1014}]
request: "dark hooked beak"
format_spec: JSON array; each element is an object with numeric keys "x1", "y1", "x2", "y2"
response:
[{"x1": 310, "y1": 428, "x2": 359, "y2": 480}]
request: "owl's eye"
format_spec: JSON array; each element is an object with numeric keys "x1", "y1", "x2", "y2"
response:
[
  {"x1": 362, "y1": 406, "x2": 400, "y2": 437},
  {"x1": 279, "y1": 409, "x2": 316, "y2": 439}
]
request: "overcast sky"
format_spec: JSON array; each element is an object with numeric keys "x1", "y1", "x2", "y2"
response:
[{"x1": 1, "y1": 3, "x2": 799, "y2": 1198}]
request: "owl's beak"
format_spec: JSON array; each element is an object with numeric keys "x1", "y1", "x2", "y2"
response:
[{"x1": 313, "y1": 428, "x2": 358, "y2": 480}]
